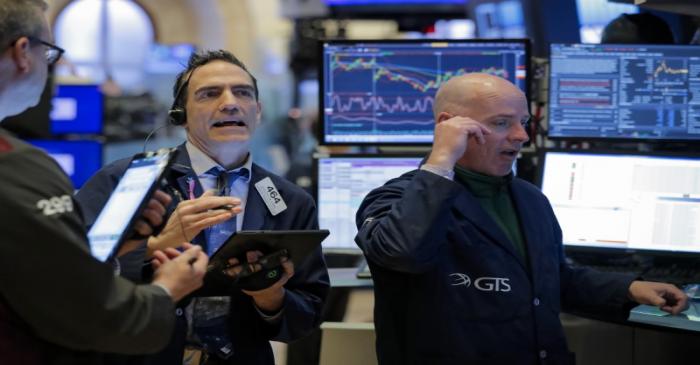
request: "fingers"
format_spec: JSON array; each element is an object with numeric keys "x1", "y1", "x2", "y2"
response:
[
  {"x1": 140, "y1": 202, "x2": 164, "y2": 228},
  {"x1": 222, "y1": 251, "x2": 268, "y2": 278},
  {"x1": 116, "y1": 239, "x2": 145, "y2": 257},
  {"x1": 138, "y1": 190, "x2": 170, "y2": 231},
  {"x1": 180, "y1": 195, "x2": 241, "y2": 213},
  {"x1": 630, "y1": 281, "x2": 690, "y2": 315},
  {"x1": 151, "y1": 250, "x2": 170, "y2": 267},
  {"x1": 469, "y1": 123, "x2": 492, "y2": 144},
  {"x1": 177, "y1": 245, "x2": 206, "y2": 269},
  {"x1": 660, "y1": 287, "x2": 689, "y2": 315},
  {"x1": 152, "y1": 189, "x2": 172, "y2": 206},
  {"x1": 281, "y1": 257, "x2": 294, "y2": 277},
  {"x1": 183, "y1": 209, "x2": 238, "y2": 230},
  {"x1": 132, "y1": 220, "x2": 153, "y2": 236},
  {"x1": 247, "y1": 250, "x2": 263, "y2": 263},
  {"x1": 190, "y1": 249, "x2": 209, "y2": 272}
]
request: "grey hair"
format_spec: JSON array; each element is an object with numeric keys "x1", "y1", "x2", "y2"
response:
[{"x1": 0, "y1": 0, "x2": 48, "y2": 48}]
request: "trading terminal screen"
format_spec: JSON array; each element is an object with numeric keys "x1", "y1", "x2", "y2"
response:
[
  {"x1": 28, "y1": 139, "x2": 103, "y2": 188},
  {"x1": 315, "y1": 155, "x2": 422, "y2": 251},
  {"x1": 50, "y1": 84, "x2": 103, "y2": 135},
  {"x1": 540, "y1": 151, "x2": 700, "y2": 254},
  {"x1": 549, "y1": 43, "x2": 700, "y2": 140},
  {"x1": 321, "y1": 40, "x2": 529, "y2": 144}
]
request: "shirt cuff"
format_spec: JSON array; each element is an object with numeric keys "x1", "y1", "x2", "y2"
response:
[
  {"x1": 254, "y1": 303, "x2": 285, "y2": 324},
  {"x1": 152, "y1": 283, "x2": 173, "y2": 299},
  {"x1": 109, "y1": 257, "x2": 121, "y2": 276},
  {"x1": 420, "y1": 163, "x2": 455, "y2": 180}
]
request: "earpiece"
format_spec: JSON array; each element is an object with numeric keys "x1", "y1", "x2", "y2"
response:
[
  {"x1": 168, "y1": 66, "x2": 198, "y2": 126},
  {"x1": 168, "y1": 107, "x2": 186, "y2": 126}
]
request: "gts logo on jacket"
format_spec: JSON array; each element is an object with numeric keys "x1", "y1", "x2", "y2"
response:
[{"x1": 449, "y1": 273, "x2": 511, "y2": 292}]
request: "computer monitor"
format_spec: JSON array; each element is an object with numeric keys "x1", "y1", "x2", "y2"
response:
[
  {"x1": 314, "y1": 154, "x2": 424, "y2": 252},
  {"x1": 471, "y1": 0, "x2": 527, "y2": 38},
  {"x1": 28, "y1": 140, "x2": 103, "y2": 189},
  {"x1": 320, "y1": 39, "x2": 530, "y2": 145},
  {"x1": 50, "y1": 84, "x2": 103, "y2": 135},
  {"x1": 146, "y1": 43, "x2": 195, "y2": 74},
  {"x1": 539, "y1": 150, "x2": 700, "y2": 255},
  {"x1": 325, "y1": 0, "x2": 464, "y2": 3},
  {"x1": 324, "y1": 0, "x2": 467, "y2": 17},
  {"x1": 548, "y1": 43, "x2": 700, "y2": 141}
]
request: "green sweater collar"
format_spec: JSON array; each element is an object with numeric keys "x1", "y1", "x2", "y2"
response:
[{"x1": 453, "y1": 165, "x2": 513, "y2": 197}]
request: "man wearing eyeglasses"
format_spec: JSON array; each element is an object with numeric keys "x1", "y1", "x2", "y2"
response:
[
  {"x1": 0, "y1": 1, "x2": 211, "y2": 363},
  {"x1": 355, "y1": 73, "x2": 689, "y2": 364}
]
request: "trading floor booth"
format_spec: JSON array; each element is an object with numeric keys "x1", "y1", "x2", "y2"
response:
[{"x1": 314, "y1": 37, "x2": 700, "y2": 364}]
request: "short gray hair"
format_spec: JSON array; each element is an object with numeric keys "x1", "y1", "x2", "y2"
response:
[{"x1": 0, "y1": 0, "x2": 48, "y2": 48}]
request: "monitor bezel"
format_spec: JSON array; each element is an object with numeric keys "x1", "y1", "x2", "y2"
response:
[
  {"x1": 547, "y1": 43, "x2": 700, "y2": 143},
  {"x1": 537, "y1": 148, "x2": 700, "y2": 258},
  {"x1": 312, "y1": 152, "x2": 427, "y2": 253},
  {"x1": 318, "y1": 38, "x2": 532, "y2": 146}
]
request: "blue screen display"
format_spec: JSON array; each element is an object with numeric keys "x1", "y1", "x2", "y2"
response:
[
  {"x1": 549, "y1": 43, "x2": 700, "y2": 141},
  {"x1": 50, "y1": 84, "x2": 103, "y2": 135},
  {"x1": 321, "y1": 40, "x2": 529, "y2": 144},
  {"x1": 28, "y1": 140, "x2": 102, "y2": 188},
  {"x1": 325, "y1": 0, "x2": 464, "y2": 4}
]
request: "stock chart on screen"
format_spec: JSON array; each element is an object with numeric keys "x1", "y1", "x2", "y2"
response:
[
  {"x1": 321, "y1": 40, "x2": 529, "y2": 144},
  {"x1": 549, "y1": 44, "x2": 700, "y2": 141}
]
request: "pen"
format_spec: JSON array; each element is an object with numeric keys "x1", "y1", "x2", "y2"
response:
[{"x1": 213, "y1": 204, "x2": 234, "y2": 211}]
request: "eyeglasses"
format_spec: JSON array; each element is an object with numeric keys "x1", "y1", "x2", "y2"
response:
[{"x1": 27, "y1": 36, "x2": 64, "y2": 66}]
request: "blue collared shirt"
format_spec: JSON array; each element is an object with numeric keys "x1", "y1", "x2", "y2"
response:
[{"x1": 186, "y1": 142, "x2": 252, "y2": 231}]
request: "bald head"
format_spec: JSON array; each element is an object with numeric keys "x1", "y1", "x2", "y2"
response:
[{"x1": 433, "y1": 73, "x2": 524, "y2": 120}]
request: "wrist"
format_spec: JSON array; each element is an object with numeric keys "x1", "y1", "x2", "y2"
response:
[
  {"x1": 421, "y1": 163, "x2": 455, "y2": 180},
  {"x1": 252, "y1": 288, "x2": 286, "y2": 313},
  {"x1": 146, "y1": 236, "x2": 161, "y2": 258}
]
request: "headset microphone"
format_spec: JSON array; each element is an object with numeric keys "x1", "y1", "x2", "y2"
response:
[{"x1": 142, "y1": 124, "x2": 169, "y2": 153}]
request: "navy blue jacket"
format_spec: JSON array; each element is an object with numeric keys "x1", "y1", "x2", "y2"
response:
[
  {"x1": 75, "y1": 143, "x2": 330, "y2": 364},
  {"x1": 355, "y1": 169, "x2": 635, "y2": 365}
]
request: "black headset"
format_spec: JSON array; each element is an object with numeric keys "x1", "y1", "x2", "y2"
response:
[{"x1": 168, "y1": 68, "x2": 197, "y2": 126}]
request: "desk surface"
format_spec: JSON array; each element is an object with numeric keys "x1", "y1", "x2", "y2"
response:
[
  {"x1": 329, "y1": 268, "x2": 373, "y2": 288},
  {"x1": 628, "y1": 302, "x2": 700, "y2": 333}
]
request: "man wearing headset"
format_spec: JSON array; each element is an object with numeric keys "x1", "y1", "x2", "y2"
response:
[{"x1": 76, "y1": 50, "x2": 329, "y2": 365}]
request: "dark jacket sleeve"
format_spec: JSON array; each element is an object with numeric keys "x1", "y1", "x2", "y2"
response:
[
  {"x1": 75, "y1": 158, "x2": 130, "y2": 229},
  {"x1": 554, "y1": 216, "x2": 637, "y2": 316},
  {"x1": 0, "y1": 145, "x2": 175, "y2": 354},
  {"x1": 268, "y1": 190, "x2": 330, "y2": 342},
  {"x1": 355, "y1": 170, "x2": 463, "y2": 274}
]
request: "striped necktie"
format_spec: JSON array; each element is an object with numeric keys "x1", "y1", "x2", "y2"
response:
[{"x1": 204, "y1": 167, "x2": 250, "y2": 255}]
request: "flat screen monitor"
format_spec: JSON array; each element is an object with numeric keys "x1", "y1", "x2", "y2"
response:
[
  {"x1": 325, "y1": 0, "x2": 464, "y2": 3},
  {"x1": 548, "y1": 43, "x2": 700, "y2": 141},
  {"x1": 50, "y1": 84, "x2": 103, "y2": 135},
  {"x1": 314, "y1": 154, "x2": 423, "y2": 252},
  {"x1": 539, "y1": 150, "x2": 700, "y2": 255},
  {"x1": 320, "y1": 39, "x2": 530, "y2": 145},
  {"x1": 324, "y1": 0, "x2": 467, "y2": 16},
  {"x1": 28, "y1": 140, "x2": 103, "y2": 188},
  {"x1": 146, "y1": 43, "x2": 195, "y2": 74}
]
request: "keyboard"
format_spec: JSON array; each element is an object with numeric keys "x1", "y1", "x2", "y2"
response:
[
  {"x1": 567, "y1": 253, "x2": 700, "y2": 286},
  {"x1": 640, "y1": 265, "x2": 700, "y2": 286}
]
